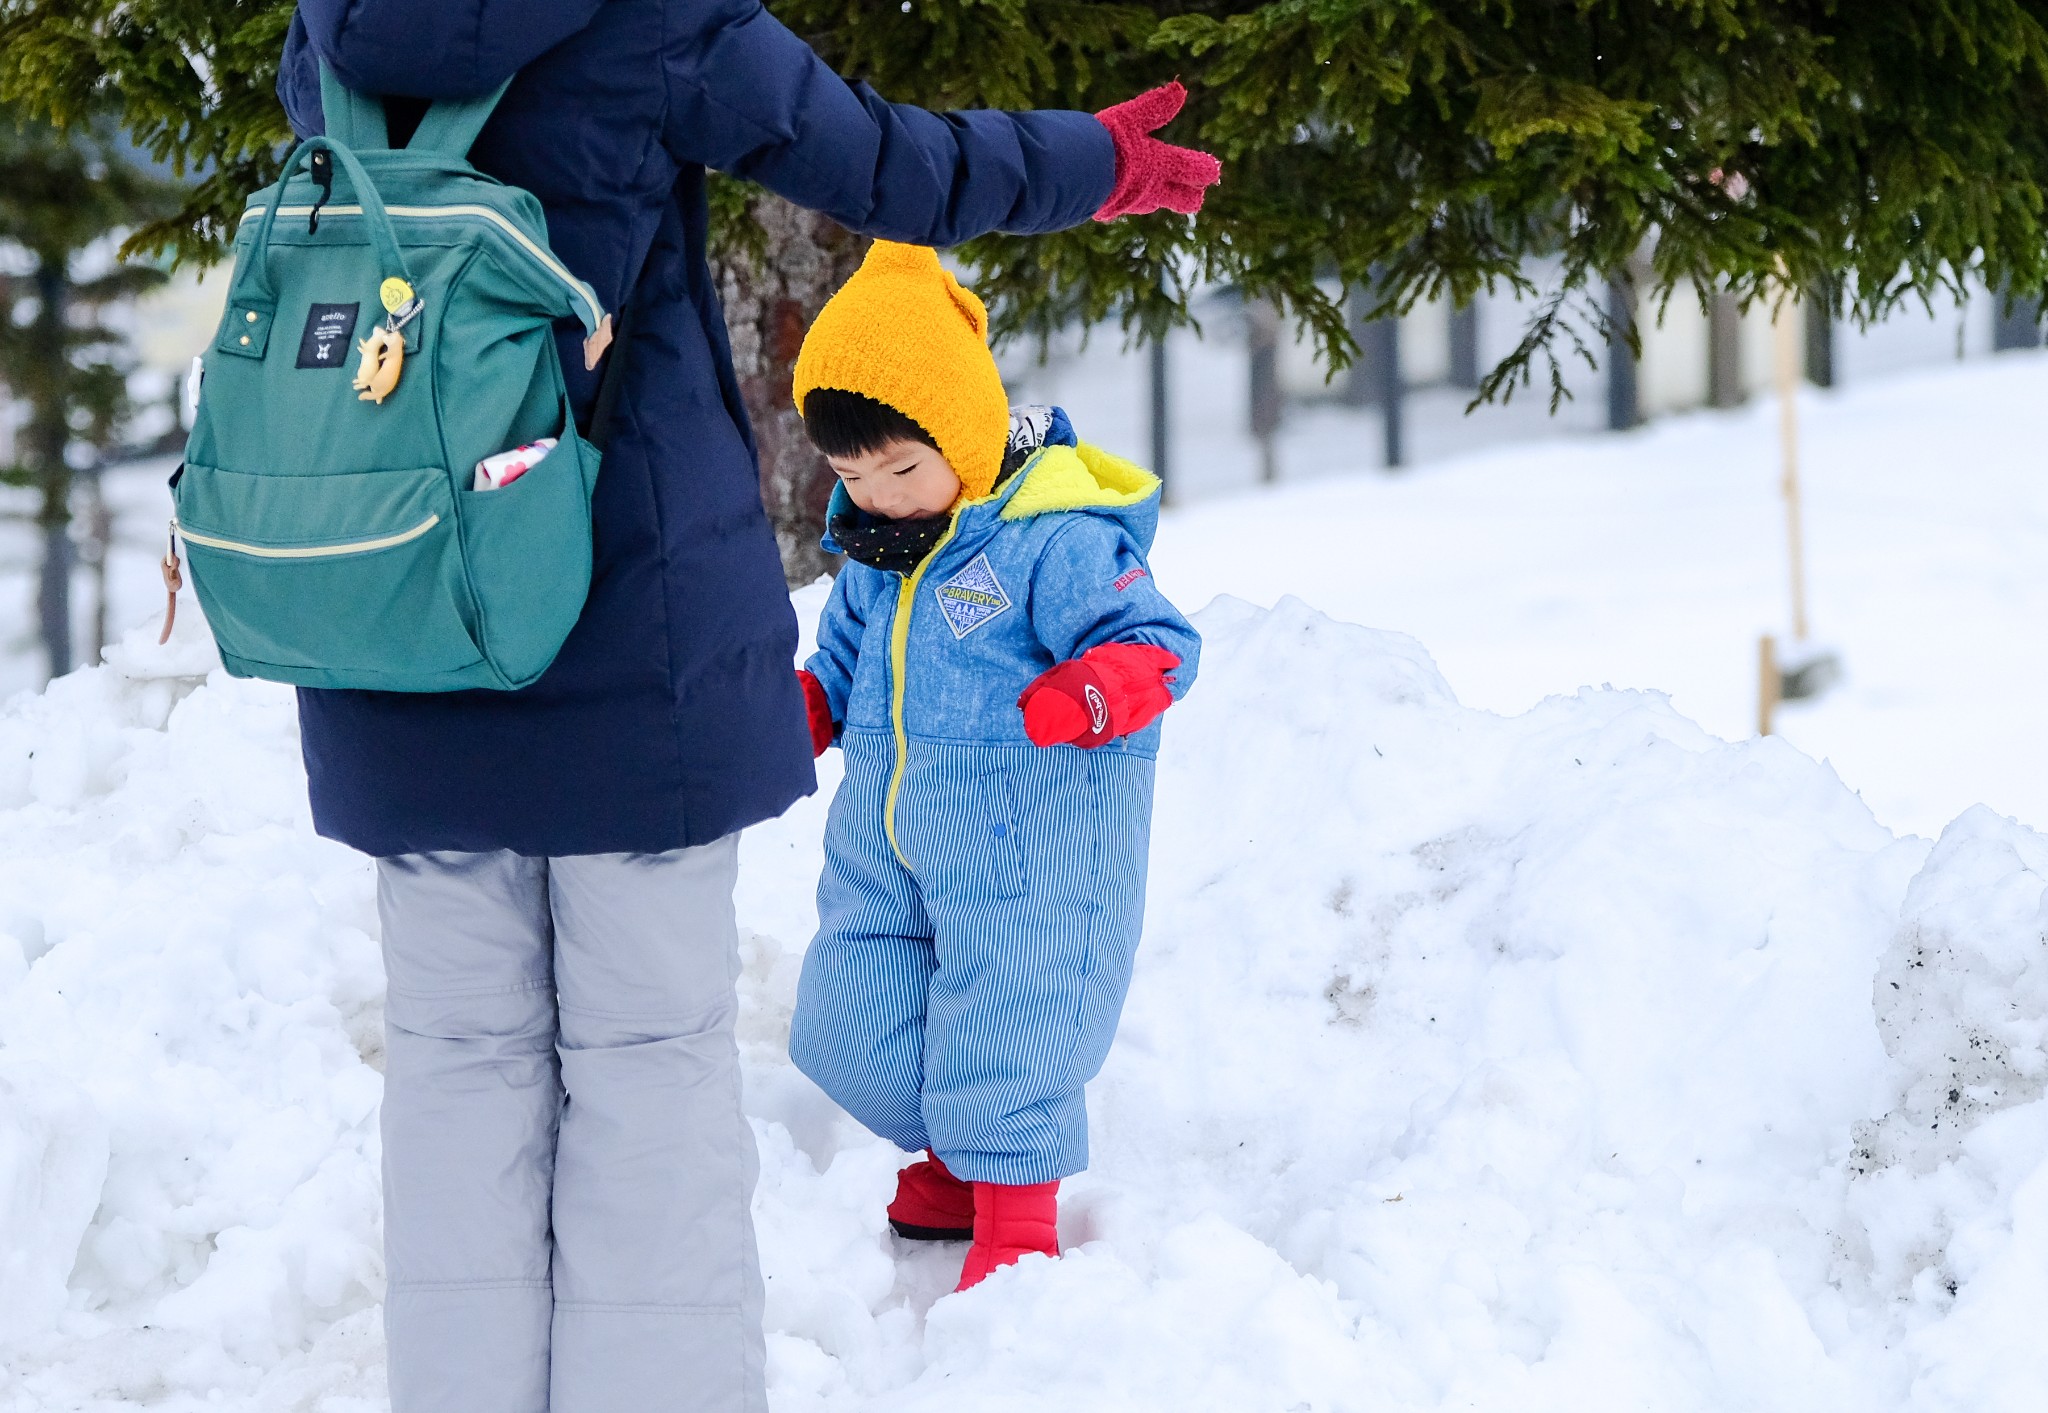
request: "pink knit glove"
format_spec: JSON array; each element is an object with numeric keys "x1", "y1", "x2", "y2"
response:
[{"x1": 1092, "y1": 82, "x2": 1222, "y2": 221}]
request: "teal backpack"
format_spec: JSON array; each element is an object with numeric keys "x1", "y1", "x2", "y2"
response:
[{"x1": 173, "y1": 64, "x2": 611, "y2": 692}]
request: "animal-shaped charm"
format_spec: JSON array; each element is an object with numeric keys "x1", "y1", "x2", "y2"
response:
[
  {"x1": 352, "y1": 326, "x2": 404, "y2": 404},
  {"x1": 158, "y1": 523, "x2": 183, "y2": 646}
]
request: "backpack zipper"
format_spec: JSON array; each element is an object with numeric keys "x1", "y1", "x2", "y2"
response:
[
  {"x1": 882, "y1": 514, "x2": 965, "y2": 870},
  {"x1": 243, "y1": 202, "x2": 604, "y2": 330},
  {"x1": 171, "y1": 513, "x2": 440, "y2": 560}
]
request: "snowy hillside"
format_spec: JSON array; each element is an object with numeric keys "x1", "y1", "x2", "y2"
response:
[{"x1": 4, "y1": 588, "x2": 2045, "y2": 1411}]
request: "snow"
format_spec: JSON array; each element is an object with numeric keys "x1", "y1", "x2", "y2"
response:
[
  {"x1": 1013, "y1": 338, "x2": 2048, "y2": 838},
  {"x1": 5, "y1": 572, "x2": 2047, "y2": 1409},
  {"x1": 6, "y1": 354, "x2": 2048, "y2": 1409}
]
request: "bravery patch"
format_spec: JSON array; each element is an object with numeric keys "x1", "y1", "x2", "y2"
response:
[{"x1": 933, "y1": 553, "x2": 1012, "y2": 638}]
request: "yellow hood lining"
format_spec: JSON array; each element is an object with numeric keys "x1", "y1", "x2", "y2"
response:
[{"x1": 998, "y1": 443, "x2": 1160, "y2": 521}]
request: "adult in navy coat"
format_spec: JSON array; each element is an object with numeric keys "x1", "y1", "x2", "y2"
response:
[{"x1": 275, "y1": 2, "x2": 1217, "y2": 1411}]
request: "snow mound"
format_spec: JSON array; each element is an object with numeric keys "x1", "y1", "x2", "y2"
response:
[
  {"x1": 3, "y1": 596, "x2": 2046, "y2": 1411},
  {"x1": 1843, "y1": 808, "x2": 2048, "y2": 1409},
  {"x1": 1860, "y1": 808, "x2": 2048, "y2": 1174}
]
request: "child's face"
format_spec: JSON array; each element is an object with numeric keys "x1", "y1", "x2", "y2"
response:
[{"x1": 827, "y1": 439, "x2": 964, "y2": 521}]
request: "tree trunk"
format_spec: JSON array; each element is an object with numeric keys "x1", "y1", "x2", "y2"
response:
[
  {"x1": 31, "y1": 262, "x2": 72, "y2": 681},
  {"x1": 710, "y1": 193, "x2": 869, "y2": 586},
  {"x1": 80, "y1": 467, "x2": 111, "y2": 665}
]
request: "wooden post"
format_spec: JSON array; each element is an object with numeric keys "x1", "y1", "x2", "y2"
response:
[
  {"x1": 1758, "y1": 634, "x2": 1781, "y2": 735},
  {"x1": 1774, "y1": 282, "x2": 1811, "y2": 643}
]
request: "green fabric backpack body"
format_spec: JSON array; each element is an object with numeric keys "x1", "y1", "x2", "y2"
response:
[{"x1": 176, "y1": 65, "x2": 610, "y2": 692}]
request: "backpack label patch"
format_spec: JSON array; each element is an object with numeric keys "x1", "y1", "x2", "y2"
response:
[
  {"x1": 296, "y1": 302, "x2": 360, "y2": 369},
  {"x1": 933, "y1": 554, "x2": 1012, "y2": 638}
]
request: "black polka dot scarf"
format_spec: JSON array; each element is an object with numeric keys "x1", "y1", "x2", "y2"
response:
[{"x1": 825, "y1": 404, "x2": 1065, "y2": 575}]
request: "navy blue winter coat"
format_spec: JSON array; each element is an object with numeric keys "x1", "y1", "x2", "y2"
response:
[{"x1": 275, "y1": 0, "x2": 1116, "y2": 857}]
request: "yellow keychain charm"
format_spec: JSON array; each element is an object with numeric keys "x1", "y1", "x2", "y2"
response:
[
  {"x1": 353, "y1": 327, "x2": 404, "y2": 404},
  {"x1": 354, "y1": 279, "x2": 423, "y2": 405}
]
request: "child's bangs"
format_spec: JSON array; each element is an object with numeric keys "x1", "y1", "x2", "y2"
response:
[{"x1": 802, "y1": 388, "x2": 939, "y2": 458}]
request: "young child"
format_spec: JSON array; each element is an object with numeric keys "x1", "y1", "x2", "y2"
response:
[{"x1": 785, "y1": 242, "x2": 1200, "y2": 1292}]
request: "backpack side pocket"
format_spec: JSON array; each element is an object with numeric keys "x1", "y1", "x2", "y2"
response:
[{"x1": 455, "y1": 385, "x2": 598, "y2": 688}]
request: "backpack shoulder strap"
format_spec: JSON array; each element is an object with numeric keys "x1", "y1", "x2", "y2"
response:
[
  {"x1": 318, "y1": 60, "x2": 389, "y2": 150},
  {"x1": 405, "y1": 78, "x2": 515, "y2": 160},
  {"x1": 317, "y1": 58, "x2": 510, "y2": 160}
]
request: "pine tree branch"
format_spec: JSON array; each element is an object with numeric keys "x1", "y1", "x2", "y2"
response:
[{"x1": 11, "y1": 0, "x2": 2048, "y2": 398}]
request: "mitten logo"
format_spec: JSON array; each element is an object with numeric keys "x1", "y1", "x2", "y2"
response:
[
  {"x1": 933, "y1": 553, "x2": 1012, "y2": 638},
  {"x1": 1084, "y1": 683, "x2": 1109, "y2": 735}
]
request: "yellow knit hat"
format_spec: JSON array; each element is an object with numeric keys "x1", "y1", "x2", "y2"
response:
[{"x1": 792, "y1": 241, "x2": 1010, "y2": 502}]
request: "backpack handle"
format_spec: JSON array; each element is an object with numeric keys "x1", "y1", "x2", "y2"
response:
[{"x1": 236, "y1": 137, "x2": 415, "y2": 312}]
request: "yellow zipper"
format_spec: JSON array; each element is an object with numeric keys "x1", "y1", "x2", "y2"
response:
[
  {"x1": 882, "y1": 514, "x2": 965, "y2": 869},
  {"x1": 242, "y1": 202, "x2": 605, "y2": 331},
  {"x1": 172, "y1": 513, "x2": 440, "y2": 560}
]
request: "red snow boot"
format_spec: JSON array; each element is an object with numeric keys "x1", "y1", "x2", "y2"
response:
[
  {"x1": 887, "y1": 1153, "x2": 975, "y2": 1241},
  {"x1": 954, "y1": 1180, "x2": 1060, "y2": 1291}
]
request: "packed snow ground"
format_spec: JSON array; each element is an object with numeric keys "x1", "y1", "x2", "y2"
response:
[
  {"x1": 7, "y1": 352, "x2": 2048, "y2": 1408},
  {"x1": 5, "y1": 583, "x2": 2048, "y2": 1409}
]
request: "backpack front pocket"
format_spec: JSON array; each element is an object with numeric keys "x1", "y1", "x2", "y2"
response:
[
  {"x1": 454, "y1": 425, "x2": 596, "y2": 687},
  {"x1": 176, "y1": 462, "x2": 485, "y2": 686}
]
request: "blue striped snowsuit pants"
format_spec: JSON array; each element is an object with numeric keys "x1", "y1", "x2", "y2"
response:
[{"x1": 789, "y1": 729, "x2": 1155, "y2": 1186}]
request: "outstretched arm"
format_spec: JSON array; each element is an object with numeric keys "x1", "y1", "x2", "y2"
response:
[
  {"x1": 660, "y1": 0, "x2": 1113, "y2": 243},
  {"x1": 282, "y1": 0, "x2": 1217, "y2": 238}
]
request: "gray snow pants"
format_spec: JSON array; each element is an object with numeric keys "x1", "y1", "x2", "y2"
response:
[{"x1": 375, "y1": 839, "x2": 766, "y2": 1413}]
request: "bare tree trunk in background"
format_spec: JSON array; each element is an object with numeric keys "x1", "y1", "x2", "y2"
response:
[
  {"x1": 32, "y1": 263, "x2": 72, "y2": 681},
  {"x1": 710, "y1": 194, "x2": 869, "y2": 586},
  {"x1": 80, "y1": 467, "x2": 110, "y2": 664}
]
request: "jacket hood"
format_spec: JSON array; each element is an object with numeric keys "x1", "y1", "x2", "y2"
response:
[
  {"x1": 286, "y1": 0, "x2": 603, "y2": 102},
  {"x1": 994, "y1": 441, "x2": 1161, "y2": 550}
]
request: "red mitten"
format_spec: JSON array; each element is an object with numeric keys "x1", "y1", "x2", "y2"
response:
[
  {"x1": 798, "y1": 669, "x2": 835, "y2": 757},
  {"x1": 1092, "y1": 82, "x2": 1223, "y2": 221},
  {"x1": 1018, "y1": 643, "x2": 1182, "y2": 748}
]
